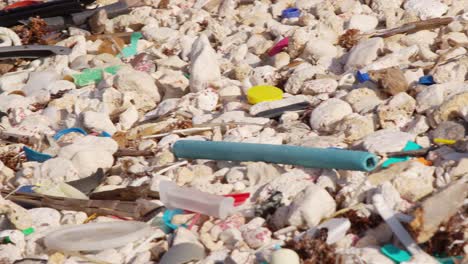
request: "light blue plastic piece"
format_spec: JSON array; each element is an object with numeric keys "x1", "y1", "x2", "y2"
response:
[
  {"x1": 382, "y1": 141, "x2": 422, "y2": 168},
  {"x1": 100, "y1": 131, "x2": 112, "y2": 137},
  {"x1": 53, "y1": 127, "x2": 87, "y2": 141},
  {"x1": 23, "y1": 146, "x2": 53, "y2": 162},
  {"x1": 119, "y1": 32, "x2": 143, "y2": 58},
  {"x1": 162, "y1": 209, "x2": 186, "y2": 230},
  {"x1": 381, "y1": 244, "x2": 411, "y2": 263},
  {"x1": 173, "y1": 141, "x2": 379, "y2": 172}
]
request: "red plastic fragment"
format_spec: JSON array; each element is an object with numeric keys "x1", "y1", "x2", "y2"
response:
[
  {"x1": 3, "y1": 0, "x2": 42, "y2": 10},
  {"x1": 224, "y1": 192, "x2": 250, "y2": 206},
  {"x1": 267, "y1": 37, "x2": 289, "y2": 57}
]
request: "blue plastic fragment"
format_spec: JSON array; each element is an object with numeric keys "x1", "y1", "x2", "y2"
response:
[
  {"x1": 381, "y1": 244, "x2": 411, "y2": 263},
  {"x1": 17, "y1": 185, "x2": 35, "y2": 193},
  {"x1": 53, "y1": 127, "x2": 87, "y2": 141},
  {"x1": 419, "y1": 75, "x2": 435, "y2": 85},
  {"x1": 282, "y1": 7, "x2": 301, "y2": 19},
  {"x1": 23, "y1": 146, "x2": 53, "y2": 162},
  {"x1": 356, "y1": 71, "x2": 370, "y2": 83},
  {"x1": 436, "y1": 256, "x2": 463, "y2": 264},
  {"x1": 382, "y1": 141, "x2": 422, "y2": 168},
  {"x1": 162, "y1": 209, "x2": 186, "y2": 230},
  {"x1": 100, "y1": 131, "x2": 112, "y2": 138}
]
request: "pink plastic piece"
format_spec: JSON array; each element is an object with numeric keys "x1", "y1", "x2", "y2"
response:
[{"x1": 267, "y1": 37, "x2": 289, "y2": 57}]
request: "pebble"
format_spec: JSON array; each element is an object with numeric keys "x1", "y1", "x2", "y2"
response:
[{"x1": 271, "y1": 248, "x2": 300, "y2": 264}]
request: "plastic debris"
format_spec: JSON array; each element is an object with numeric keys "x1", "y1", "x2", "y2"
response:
[
  {"x1": 23, "y1": 146, "x2": 53, "y2": 162},
  {"x1": 72, "y1": 65, "x2": 121, "y2": 86},
  {"x1": 247, "y1": 85, "x2": 284, "y2": 104},
  {"x1": 433, "y1": 138, "x2": 456, "y2": 145},
  {"x1": 281, "y1": 8, "x2": 301, "y2": 19},
  {"x1": 173, "y1": 140, "x2": 379, "y2": 171},
  {"x1": 356, "y1": 71, "x2": 370, "y2": 83},
  {"x1": 44, "y1": 221, "x2": 151, "y2": 251},
  {"x1": 382, "y1": 141, "x2": 422, "y2": 168},
  {"x1": 119, "y1": 32, "x2": 142, "y2": 58},
  {"x1": 53, "y1": 127, "x2": 88, "y2": 141},
  {"x1": 381, "y1": 244, "x2": 412, "y2": 263},
  {"x1": 267, "y1": 37, "x2": 289, "y2": 56},
  {"x1": 159, "y1": 243, "x2": 206, "y2": 264},
  {"x1": 419, "y1": 75, "x2": 436, "y2": 85},
  {"x1": 159, "y1": 181, "x2": 235, "y2": 219},
  {"x1": 162, "y1": 208, "x2": 186, "y2": 230}
]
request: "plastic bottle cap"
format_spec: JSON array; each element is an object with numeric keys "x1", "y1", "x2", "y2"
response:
[
  {"x1": 356, "y1": 71, "x2": 370, "y2": 83},
  {"x1": 282, "y1": 8, "x2": 301, "y2": 19},
  {"x1": 247, "y1": 85, "x2": 284, "y2": 104},
  {"x1": 419, "y1": 75, "x2": 435, "y2": 85}
]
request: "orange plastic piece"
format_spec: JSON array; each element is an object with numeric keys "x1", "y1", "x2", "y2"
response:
[{"x1": 416, "y1": 157, "x2": 432, "y2": 166}]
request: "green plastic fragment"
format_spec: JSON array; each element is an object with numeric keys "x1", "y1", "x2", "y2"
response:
[
  {"x1": 381, "y1": 244, "x2": 411, "y2": 263},
  {"x1": 72, "y1": 65, "x2": 122, "y2": 86},
  {"x1": 183, "y1": 73, "x2": 190, "y2": 79},
  {"x1": 3, "y1": 227, "x2": 35, "y2": 244},
  {"x1": 382, "y1": 141, "x2": 423, "y2": 168},
  {"x1": 119, "y1": 32, "x2": 143, "y2": 58}
]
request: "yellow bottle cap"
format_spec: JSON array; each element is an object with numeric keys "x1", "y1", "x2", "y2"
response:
[{"x1": 247, "y1": 85, "x2": 283, "y2": 104}]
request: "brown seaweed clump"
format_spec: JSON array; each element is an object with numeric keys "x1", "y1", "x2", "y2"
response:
[
  {"x1": 341, "y1": 210, "x2": 383, "y2": 237},
  {"x1": 285, "y1": 228, "x2": 337, "y2": 264},
  {"x1": 338, "y1": 29, "x2": 361, "y2": 50}
]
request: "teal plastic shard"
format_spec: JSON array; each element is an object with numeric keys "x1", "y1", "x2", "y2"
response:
[
  {"x1": 173, "y1": 140, "x2": 379, "y2": 171},
  {"x1": 436, "y1": 256, "x2": 462, "y2": 264},
  {"x1": 23, "y1": 146, "x2": 53, "y2": 162},
  {"x1": 382, "y1": 141, "x2": 422, "y2": 168},
  {"x1": 119, "y1": 32, "x2": 142, "y2": 58},
  {"x1": 381, "y1": 244, "x2": 411, "y2": 263},
  {"x1": 72, "y1": 65, "x2": 122, "y2": 87}
]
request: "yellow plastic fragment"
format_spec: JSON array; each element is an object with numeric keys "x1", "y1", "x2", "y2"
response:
[
  {"x1": 247, "y1": 85, "x2": 283, "y2": 105},
  {"x1": 433, "y1": 138, "x2": 456, "y2": 145}
]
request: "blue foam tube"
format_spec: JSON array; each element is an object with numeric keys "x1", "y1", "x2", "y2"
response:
[{"x1": 173, "y1": 140, "x2": 379, "y2": 172}]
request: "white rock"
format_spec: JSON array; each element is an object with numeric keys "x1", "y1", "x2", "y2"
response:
[
  {"x1": 309, "y1": 98, "x2": 353, "y2": 132},
  {"x1": 190, "y1": 34, "x2": 222, "y2": 92},
  {"x1": 363, "y1": 45, "x2": 419, "y2": 71},
  {"x1": 271, "y1": 249, "x2": 300, "y2": 264},
  {"x1": 345, "y1": 38, "x2": 384, "y2": 71},
  {"x1": 348, "y1": 15, "x2": 379, "y2": 32},
  {"x1": 286, "y1": 184, "x2": 336, "y2": 228},
  {"x1": 404, "y1": 0, "x2": 448, "y2": 19},
  {"x1": 302, "y1": 78, "x2": 338, "y2": 95},
  {"x1": 83, "y1": 111, "x2": 117, "y2": 135},
  {"x1": 195, "y1": 89, "x2": 219, "y2": 111},
  {"x1": 285, "y1": 63, "x2": 324, "y2": 94},
  {"x1": 391, "y1": 161, "x2": 435, "y2": 202},
  {"x1": 301, "y1": 39, "x2": 337, "y2": 64},
  {"x1": 0, "y1": 244, "x2": 22, "y2": 263},
  {"x1": 29, "y1": 208, "x2": 61, "y2": 228},
  {"x1": 241, "y1": 227, "x2": 271, "y2": 249},
  {"x1": 142, "y1": 25, "x2": 179, "y2": 43},
  {"x1": 0, "y1": 195, "x2": 32, "y2": 230},
  {"x1": 377, "y1": 92, "x2": 416, "y2": 129},
  {"x1": 362, "y1": 129, "x2": 415, "y2": 155},
  {"x1": 114, "y1": 68, "x2": 160, "y2": 111},
  {"x1": 156, "y1": 69, "x2": 189, "y2": 99},
  {"x1": 118, "y1": 105, "x2": 138, "y2": 130},
  {"x1": 36, "y1": 158, "x2": 80, "y2": 185},
  {"x1": 58, "y1": 136, "x2": 118, "y2": 160},
  {"x1": 71, "y1": 150, "x2": 114, "y2": 178}
]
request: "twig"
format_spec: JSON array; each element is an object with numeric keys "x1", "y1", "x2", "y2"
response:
[
  {"x1": 386, "y1": 147, "x2": 435, "y2": 157},
  {"x1": 142, "y1": 127, "x2": 214, "y2": 139},
  {"x1": 114, "y1": 149, "x2": 155, "y2": 157},
  {"x1": 369, "y1": 17, "x2": 454, "y2": 38}
]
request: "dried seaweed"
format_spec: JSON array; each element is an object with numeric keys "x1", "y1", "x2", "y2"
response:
[
  {"x1": 0, "y1": 150, "x2": 25, "y2": 170},
  {"x1": 338, "y1": 29, "x2": 361, "y2": 50},
  {"x1": 341, "y1": 210, "x2": 383, "y2": 237},
  {"x1": 421, "y1": 209, "x2": 467, "y2": 257},
  {"x1": 12, "y1": 17, "x2": 49, "y2": 45},
  {"x1": 285, "y1": 228, "x2": 337, "y2": 264}
]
